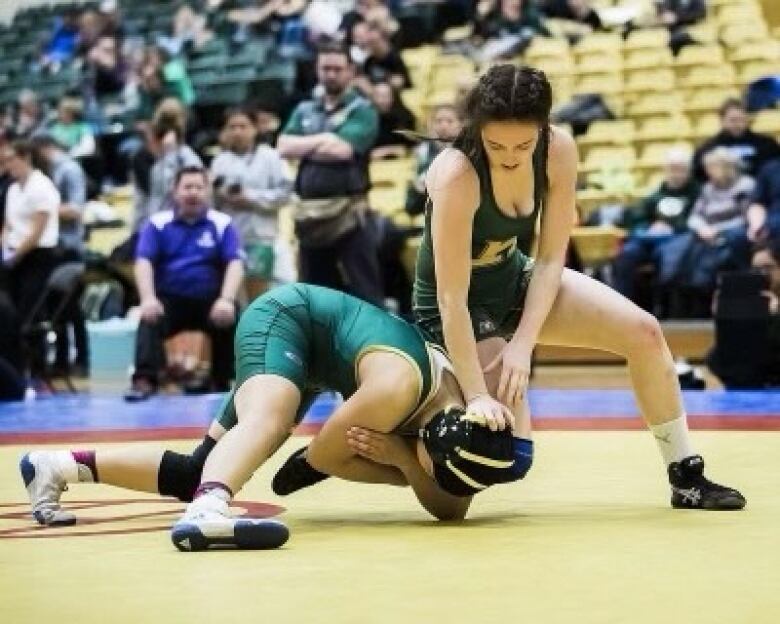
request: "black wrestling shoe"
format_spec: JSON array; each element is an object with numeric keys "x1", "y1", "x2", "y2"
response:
[
  {"x1": 668, "y1": 455, "x2": 746, "y2": 510},
  {"x1": 272, "y1": 446, "x2": 329, "y2": 496}
]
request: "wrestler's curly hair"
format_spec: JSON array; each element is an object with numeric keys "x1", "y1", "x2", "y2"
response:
[{"x1": 456, "y1": 64, "x2": 552, "y2": 165}]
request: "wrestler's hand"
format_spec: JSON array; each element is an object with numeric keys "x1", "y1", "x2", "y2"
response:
[
  {"x1": 484, "y1": 339, "x2": 531, "y2": 413},
  {"x1": 346, "y1": 427, "x2": 410, "y2": 468},
  {"x1": 464, "y1": 394, "x2": 515, "y2": 432}
]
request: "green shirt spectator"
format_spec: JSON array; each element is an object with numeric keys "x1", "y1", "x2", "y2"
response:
[
  {"x1": 283, "y1": 87, "x2": 378, "y2": 156},
  {"x1": 623, "y1": 178, "x2": 700, "y2": 233}
]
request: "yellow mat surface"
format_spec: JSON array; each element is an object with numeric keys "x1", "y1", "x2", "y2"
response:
[{"x1": 1, "y1": 432, "x2": 778, "y2": 624}]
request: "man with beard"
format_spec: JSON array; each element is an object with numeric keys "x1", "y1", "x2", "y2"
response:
[{"x1": 278, "y1": 42, "x2": 383, "y2": 307}]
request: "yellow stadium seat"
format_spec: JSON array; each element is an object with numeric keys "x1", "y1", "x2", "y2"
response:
[
  {"x1": 577, "y1": 119, "x2": 636, "y2": 148},
  {"x1": 752, "y1": 109, "x2": 780, "y2": 137},
  {"x1": 575, "y1": 51, "x2": 622, "y2": 73},
  {"x1": 527, "y1": 56, "x2": 574, "y2": 77},
  {"x1": 580, "y1": 145, "x2": 636, "y2": 173},
  {"x1": 401, "y1": 46, "x2": 440, "y2": 72},
  {"x1": 400, "y1": 89, "x2": 425, "y2": 129},
  {"x1": 636, "y1": 142, "x2": 694, "y2": 169},
  {"x1": 573, "y1": 73, "x2": 624, "y2": 96},
  {"x1": 721, "y1": 22, "x2": 770, "y2": 48},
  {"x1": 674, "y1": 45, "x2": 725, "y2": 69},
  {"x1": 685, "y1": 23, "x2": 718, "y2": 44},
  {"x1": 709, "y1": 0, "x2": 756, "y2": 6},
  {"x1": 430, "y1": 62, "x2": 477, "y2": 93},
  {"x1": 573, "y1": 32, "x2": 623, "y2": 56},
  {"x1": 623, "y1": 68, "x2": 676, "y2": 94},
  {"x1": 626, "y1": 92, "x2": 685, "y2": 118},
  {"x1": 635, "y1": 115, "x2": 692, "y2": 143},
  {"x1": 432, "y1": 53, "x2": 472, "y2": 69},
  {"x1": 716, "y1": 3, "x2": 764, "y2": 25},
  {"x1": 370, "y1": 158, "x2": 415, "y2": 185},
  {"x1": 571, "y1": 226, "x2": 627, "y2": 267},
  {"x1": 624, "y1": 47, "x2": 673, "y2": 71},
  {"x1": 623, "y1": 28, "x2": 670, "y2": 51},
  {"x1": 680, "y1": 64, "x2": 736, "y2": 89},
  {"x1": 524, "y1": 37, "x2": 571, "y2": 61},
  {"x1": 737, "y1": 61, "x2": 780, "y2": 86},
  {"x1": 682, "y1": 87, "x2": 740, "y2": 115},
  {"x1": 729, "y1": 39, "x2": 780, "y2": 65},
  {"x1": 690, "y1": 113, "x2": 722, "y2": 140}
]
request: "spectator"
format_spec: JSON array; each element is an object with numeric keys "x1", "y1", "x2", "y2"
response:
[
  {"x1": 49, "y1": 97, "x2": 96, "y2": 159},
  {"x1": 255, "y1": 108, "x2": 282, "y2": 146},
  {"x1": 340, "y1": 0, "x2": 399, "y2": 46},
  {"x1": 542, "y1": 0, "x2": 603, "y2": 32},
  {"x1": 349, "y1": 20, "x2": 371, "y2": 66},
  {"x1": 85, "y1": 35, "x2": 127, "y2": 99},
  {"x1": 41, "y1": 8, "x2": 82, "y2": 70},
  {"x1": 277, "y1": 42, "x2": 383, "y2": 306},
  {"x1": 359, "y1": 21, "x2": 412, "y2": 90},
  {"x1": 655, "y1": 0, "x2": 706, "y2": 28},
  {"x1": 612, "y1": 147, "x2": 699, "y2": 301},
  {"x1": 688, "y1": 148, "x2": 754, "y2": 265},
  {"x1": 97, "y1": 0, "x2": 126, "y2": 41},
  {"x1": 476, "y1": 0, "x2": 551, "y2": 42},
  {"x1": 0, "y1": 292, "x2": 25, "y2": 401},
  {"x1": 31, "y1": 135, "x2": 89, "y2": 376},
  {"x1": 13, "y1": 90, "x2": 45, "y2": 139},
  {"x1": 133, "y1": 47, "x2": 195, "y2": 123},
  {"x1": 693, "y1": 98, "x2": 780, "y2": 181},
  {"x1": 405, "y1": 103, "x2": 463, "y2": 215},
  {"x1": 660, "y1": 147, "x2": 754, "y2": 309},
  {"x1": 708, "y1": 239, "x2": 780, "y2": 389},
  {"x1": 158, "y1": 4, "x2": 213, "y2": 57},
  {"x1": 0, "y1": 129, "x2": 15, "y2": 222},
  {"x1": 747, "y1": 157, "x2": 780, "y2": 245},
  {"x1": 754, "y1": 240, "x2": 780, "y2": 318},
  {"x1": 132, "y1": 98, "x2": 202, "y2": 230},
  {"x1": 210, "y1": 106, "x2": 295, "y2": 297},
  {"x1": 76, "y1": 9, "x2": 104, "y2": 58},
  {"x1": 1, "y1": 140, "x2": 60, "y2": 376},
  {"x1": 124, "y1": 166, "x2": 244, "y2": 402},
  {"x1": 370, "y1": 82, "x2": 416, "y2": 160}
]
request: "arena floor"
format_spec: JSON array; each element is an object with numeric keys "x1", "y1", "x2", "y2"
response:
[{"x1": 1, "y1": 391, "x2": 779, "y2": 624}]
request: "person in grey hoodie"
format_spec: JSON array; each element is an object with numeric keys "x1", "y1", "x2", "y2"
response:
[{"x1": 210, "y1": 106, "x2": 294, "y2": 296}]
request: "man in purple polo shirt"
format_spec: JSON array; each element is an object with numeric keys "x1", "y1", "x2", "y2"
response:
[{"x1": 125, "y1": 166, "x2": 245, "y2": 402}]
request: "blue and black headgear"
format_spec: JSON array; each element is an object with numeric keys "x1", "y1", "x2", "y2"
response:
[{"x1": 420, "y1": 406, "x2": 516, "y2": 497}]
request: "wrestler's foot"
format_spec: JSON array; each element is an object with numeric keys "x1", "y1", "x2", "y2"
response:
[
  {"x1": 272, "y1": 446, "x2": 329, "y2": 496},
  {"x1": 171, "y1": 493, "x2": 289, "y2": 551},
  {"x1": 20, "y1": 452, "x2": 77, "y2": 526},
  {"x1": 668, "y1": 455, "x2": 746, "y2": 510}
]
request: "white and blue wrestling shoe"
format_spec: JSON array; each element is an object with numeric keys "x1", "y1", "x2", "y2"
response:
[
  {"x1": 19, "y1": 452, "x2": 77, "y2": 526},
  {"x1": 171, "y1": 495, "x2": 289, "y2": 552}
]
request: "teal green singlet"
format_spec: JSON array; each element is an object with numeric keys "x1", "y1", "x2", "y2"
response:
[{"x1": 216, "y1": 284, "x2": 442, "y2": 428}]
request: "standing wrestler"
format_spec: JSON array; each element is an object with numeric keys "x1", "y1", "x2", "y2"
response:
[{"x1": 413, "y1": 64, "x2": 744, "y2": 510}]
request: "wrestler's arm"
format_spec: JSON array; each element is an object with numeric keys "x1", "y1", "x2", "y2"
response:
[
  {"x1": 305, "y1": 371, "x2": 415, "y2": 487},
  {"x1": 427, "y1": 150, "x2": 487, "y2": 403},
  {"x1": 510, "y1": 127, "x2": 578, "y2": 347},
  {"x1": 346, "y1": 428, "x2": 472, "y2": 521}
]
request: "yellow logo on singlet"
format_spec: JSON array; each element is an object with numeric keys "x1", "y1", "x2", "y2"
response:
[{"x1": 472, "y1": 239, "x2": 517, "y2": 268}]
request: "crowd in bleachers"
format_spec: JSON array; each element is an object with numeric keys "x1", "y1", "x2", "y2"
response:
[{"x1": 1, "y1": 0, "x2": 780, "y2": 399}]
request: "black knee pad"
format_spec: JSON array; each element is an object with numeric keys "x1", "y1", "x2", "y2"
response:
[{"x1": 158, "y1": 436, "x2": 216, "y2": 502}]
